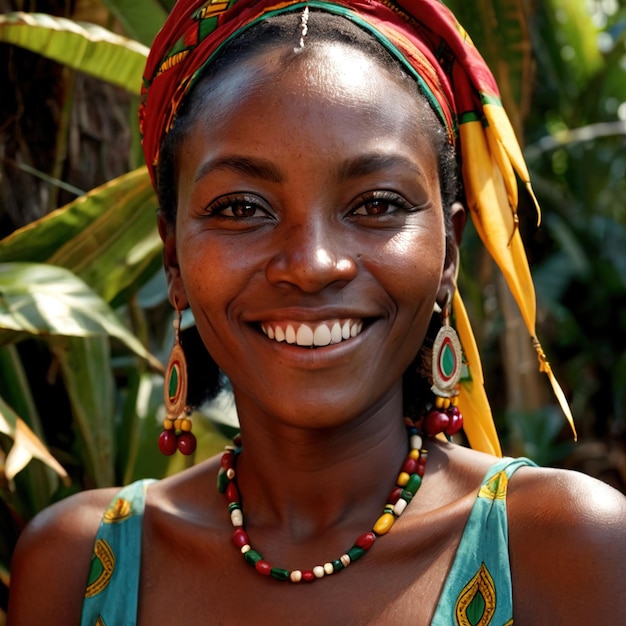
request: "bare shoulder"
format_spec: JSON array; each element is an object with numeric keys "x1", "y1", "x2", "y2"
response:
[
  {"x1": 8, "y1": 487, "x2": 117, "y2": 626},
  {"x1": 507, "y1": 465, "x2": 626, "y2": 623}
]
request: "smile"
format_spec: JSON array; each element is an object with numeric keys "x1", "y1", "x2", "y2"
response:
[{"x1": 259, "y1": 319, "x2": 364, "y2": 347}]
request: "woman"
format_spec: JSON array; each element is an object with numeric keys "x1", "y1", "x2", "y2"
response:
[{"x1": 8, "y1": 1, "x2": 626, "y2": 624}]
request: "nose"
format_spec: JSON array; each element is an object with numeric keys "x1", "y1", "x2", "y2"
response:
[{"x1": 265, "y1": 220, "x2": 358, "y2": 292}]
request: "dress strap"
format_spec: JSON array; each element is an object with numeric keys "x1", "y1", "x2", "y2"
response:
[
  {"x1": 80, "y1": 479, "x2": 156, "y2": 626},
  {"x1": 431, "y1": 457, "x2": 536, "y2": 626}
]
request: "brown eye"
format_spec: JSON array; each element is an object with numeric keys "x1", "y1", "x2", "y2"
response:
[{"x1": 354, "y1": 199, "x2": 394, "y2": 216}]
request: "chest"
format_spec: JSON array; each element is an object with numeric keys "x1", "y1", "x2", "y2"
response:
[{"x1": 137, "y1": 514, "x2": 464, "y2": 626}]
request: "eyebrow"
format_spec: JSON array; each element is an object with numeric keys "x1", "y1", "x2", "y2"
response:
[
  {"x1": 337, "y1": 154, "x2": 425, "y2": 181},
  {"x1": 194, "y1": 155, "x2": 283, "y2": 184}
]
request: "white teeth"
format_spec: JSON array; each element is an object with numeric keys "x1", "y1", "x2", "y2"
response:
[
  {"x1": 261, "y1": 319, "x2": 365, "y2": 347},
  {"x1": 313, "y1": 324, "x2": 332, "y2": 347},
  {"x1": 296, "y1": 324, "x2": 314, "y2": 346}
]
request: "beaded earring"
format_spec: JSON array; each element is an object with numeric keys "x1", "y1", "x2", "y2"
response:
[
  {"x1": 158, "y1": 307, "x2": 197, "y2": 456},
  {"x1": 422, "y1": 293, "x2": 464, "y2": 437}
]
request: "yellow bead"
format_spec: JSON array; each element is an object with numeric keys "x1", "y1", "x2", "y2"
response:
[
  {"x1": 373, "y1": 512, "x2": 395, "y2": 535},
  {"x1": 397, "y1": 472, "x2": 410, "y2": 487},
  {"x1": 181, "y1": 418, "x2": 192, "y2": 432},
  {"x1": 409, "y1": 449, "x2": 420, "y2": 460},
  {"x1": 435, "y1": 396, "x2": 445, "y2": 409},
  {"x1": 443, "y1": 398, "x2": 451, "y2": 409},
  {"x1": 163, "y1": 418, "x2": 174, "y2": 430},
  {"x1": 174, "y1": 418, "x2": 183, "y2": 430},
  {"x1": 451, "y1": 395, "x2": 458, "y2": 406}
]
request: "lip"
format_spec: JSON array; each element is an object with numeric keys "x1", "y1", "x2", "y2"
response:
[{"x1": 259, "y1": 318, "x2": 364, "y2": 347}]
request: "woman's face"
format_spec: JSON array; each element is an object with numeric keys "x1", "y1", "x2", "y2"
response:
[{"x1": 163, "y1": 41, "x2": 458, "y2": 429}]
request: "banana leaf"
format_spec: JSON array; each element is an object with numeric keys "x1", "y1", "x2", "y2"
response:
[
  {"x1": 0, "y1": 11, "x2": 148, "y2": 93},
  {"x1": 0, "y1": 168, "x2": 162, "y2": 310},
  {"x1": 0, "y1": 262, "x2": 161, "y2": 371}
]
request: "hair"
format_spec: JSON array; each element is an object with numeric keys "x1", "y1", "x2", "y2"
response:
[{"x1": 157, "y1": 9, "x2": 462, "y2": 416}]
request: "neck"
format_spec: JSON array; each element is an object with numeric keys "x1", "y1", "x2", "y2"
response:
[{"x1": 232, "y1": 391, "x2": 410, "y2": 542}]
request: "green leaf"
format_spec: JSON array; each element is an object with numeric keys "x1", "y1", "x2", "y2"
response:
[
  {"x1": 0, "y1": 12, "x2": 148, "y2": 93},
  {"x1": 0, "y1": 167, "x2": 162, "y2": 307},
  {"x1": 50, "y1": 336, "x2": 115, "y2": 487},
  {"x1": 0, "y1": 262, "x2": 160, "y2": 369},
  {"x1": 102, "y1": 0, "x2": 168, "y2": 47}
]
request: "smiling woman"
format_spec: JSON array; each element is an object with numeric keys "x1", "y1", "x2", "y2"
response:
[{"x1": 7, "y1": 1, "x2": 626, "y2": 625}]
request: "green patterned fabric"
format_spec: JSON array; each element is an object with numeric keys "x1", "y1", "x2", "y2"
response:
[{"x1": 431, "y1": 457, "x2": 536, "y2": 625}]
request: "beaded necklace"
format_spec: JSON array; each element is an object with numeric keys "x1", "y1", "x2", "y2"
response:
[{"x1": 217, "y1": 420, "x2": 428, "y2": 583}]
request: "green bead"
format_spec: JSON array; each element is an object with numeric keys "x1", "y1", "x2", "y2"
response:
[
  {"x1": 383, "y1": 505, "x2": 395, "y2": 515},
  {"x1": 332, "y1": 559, "x2": 344, "y2": 572},
  {"x1": 400, "y1": 490, "x2": 414, "y2": 503},
  {"x1": 405, "y1": 474, "x2": 422, "y2": 495},
  {"x1": 244, "y1": 549, "x2": 263, "y2": 566},
  {"x1": 228, "y1": 502, "x2": 241, "y2": 513},
  {"x1": 347, "y1": 546, "x2": 366, "y2": 562},
  {"x1": 270, "y1": 567, "x2": 290, "y2": 581},
  {"x1": 217, "y1": 468, "x2": 229, "y2": 494}
]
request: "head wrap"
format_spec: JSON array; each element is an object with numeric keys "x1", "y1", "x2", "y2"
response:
[{"x1": 141, "y1": 0, "x2": 575, "y2": 456}]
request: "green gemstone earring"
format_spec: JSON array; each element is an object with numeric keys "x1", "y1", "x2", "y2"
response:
[
  {"x1": 158, "y1": 307, "x2": 197, "y2": 456},
  {"x1": 423, "y1": 292, "x2": 464, "y2": 437}
]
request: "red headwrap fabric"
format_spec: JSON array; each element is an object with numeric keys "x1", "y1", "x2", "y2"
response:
[
  {"x1": 140, "y1": 0, "x2": 499, "y2": 186},
  {"x1": 141, "y1": 0, "x2": 576, "y2": 455}
]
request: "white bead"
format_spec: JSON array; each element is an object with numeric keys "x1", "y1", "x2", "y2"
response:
[
  {"x1": 230, "y1": 509, "x2": 243, "y2": 526},
  {"x1": 313, "y1": 565, "x2": 325, "y2": 578},
  {"x1": 226, "y1": 468, "x2": 235, "y2": 479},
  {"x1": 340, "y1": 554, "x2": 351, "y2": 567},
  {"x1": 410, "y1": 434, "x2": 423, "y2": 451},
  {"x1": 323, "y1": 562, "x2": 334, "y2": 575},
  {"x1": 393, "y1": 498, "x2": 408, "y2": 516},
  {"x1": 290, "y1": 570, "x2": 302, "y2": 583},
  {"x1": 241, "y1": 545, "x2": 251, "y2": 554}
]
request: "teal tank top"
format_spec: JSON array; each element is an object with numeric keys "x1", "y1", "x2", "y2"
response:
[{"x1": 81, "y1": 458, "x2": 535, "y2": 625}]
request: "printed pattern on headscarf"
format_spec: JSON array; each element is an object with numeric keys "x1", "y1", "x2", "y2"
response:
[{"x1": 140, "y1": 0, "x2": 576, "y2": 456}]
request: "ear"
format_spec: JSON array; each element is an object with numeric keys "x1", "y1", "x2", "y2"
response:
[
  {"x1": 158, "y1": 211, "x2": 188, "y2": 309},
  {"x1": 437, "y1": 201, "x2": 466, "y2": 304}
]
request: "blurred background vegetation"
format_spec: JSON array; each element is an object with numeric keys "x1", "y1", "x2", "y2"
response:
[{"x1": 0, "y1": 0, "x2": 625, "y2": 620}]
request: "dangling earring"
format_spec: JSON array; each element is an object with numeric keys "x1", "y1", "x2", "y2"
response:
[
  {"x1": 423, "y1": 292, "x2": 464, "y2": 437},
  {"x1": 158, "y1": 307, "x2": 197, "y2": 456}
]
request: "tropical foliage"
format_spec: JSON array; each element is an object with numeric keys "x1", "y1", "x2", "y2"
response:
[{"x1": 0, "y1": 0, "x2": 624, "y2": 619}]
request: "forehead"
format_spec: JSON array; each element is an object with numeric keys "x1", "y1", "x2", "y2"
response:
[{"x1": 182, "y1": 41, "x2": 440, "y2": 152}]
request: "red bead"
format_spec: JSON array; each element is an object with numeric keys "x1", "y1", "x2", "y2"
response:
[
  {"x1": 221, "y1": 450, "x2": 235, "y2": 469},
  {"x1": 302, "y1": 570, "x2": 316, "y2": 582},
  {"x1": 445, "y1": 407, "x2": 463, "y2": 435},
  {"x1": 255, "y1": 560, "x2": 272, "y2": 575},
  {"x1": 402, "y1": 457, "x2": 418, "y2": 474},
  {"x1": 355, "y1": 532, "x2": 376, "y2": 551},
  {"x1": 158, "y1": 430, "x2": 177, "y2": 456},
  {"x1": 388, "y1": 487, "x2": 402, "y2": 504},
  {"x1": 232, "y1": 528, "x2": 249, "y2": 549},
  {"x1": 226, "y1": 482, "x2": 240, "y2": 504},
  {"x1": 423, "y1": 410, "x2": 450, "y2": 436},
  {"x1": 416, "y1": 456, "x2": 427, "y2": 477},
  {"x1": 177, "y1": 432, "x2": 197, "y2": 455}
]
